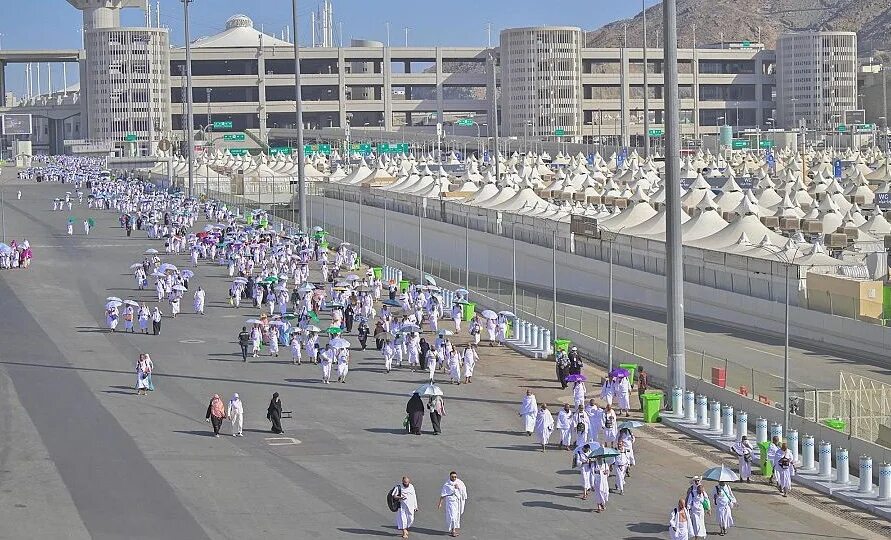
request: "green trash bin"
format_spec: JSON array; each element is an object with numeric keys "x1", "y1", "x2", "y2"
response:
[
  {"x1": 554, "y1": 339, "x2": 571, "y2": 353},
  {"x1": 824, "y1": 418, "x2": 846, "y2": 432},
  {"x1": 619, "y1": 363, "x2": 638, "y2": 386},
  {"x1": 399, "y1": 279, "x2": 411, "y2": 293},
  {"x1": 319, "y1": 240, "x2": 329, "y2": 251},
  {"x1": 372, "y1": 267, "x2": 383, "y2": 280},
  {"x1": 759, "y1": 441, "x2": 774, "y2": 478},
  {"x1": 462, "y1": 301, "x2": 476, "y2": 322},
  {"x1": 641, "y1": 392, "x2": 663, "y2": 423}
]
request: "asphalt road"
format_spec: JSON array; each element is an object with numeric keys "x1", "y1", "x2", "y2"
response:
[{"x1": 0, "y1": 170, "x2": 883, "y2": 540}]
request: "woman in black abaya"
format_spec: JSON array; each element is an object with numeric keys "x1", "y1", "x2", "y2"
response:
[
  {"x1": 267, "y1": 392, "x2": 284, "y2": 434},
  {"x1": 406, "y1": 392, "x2": 425, "y2": 435}
]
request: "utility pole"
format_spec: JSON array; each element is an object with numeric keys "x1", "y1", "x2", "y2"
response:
[
  {"x1": 642, "y1": 0, "x2": 651, "y2": 157},
  {"x1": 182, "y1": 0, "x2": 195, "y2": 197},
  {"x1": 292, "y1": 0, "x2": 307, "y2": 230},
  {"x1": 663, "y1": 0, "x2": 686, "y2": 395},
  {"x1": 491, "y1": 54, "x2": 501, "y2": 181}
]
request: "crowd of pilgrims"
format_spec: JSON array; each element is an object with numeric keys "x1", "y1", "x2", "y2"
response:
[{"x1": 23, "y1": 157, "x2": 773, "y2": 539}]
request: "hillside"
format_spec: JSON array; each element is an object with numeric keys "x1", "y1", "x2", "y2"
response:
[{"x1": 585, "y1": 0, "x2": 891, "y2": 58}]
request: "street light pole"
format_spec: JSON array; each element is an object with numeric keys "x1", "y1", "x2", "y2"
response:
[
  {"x1": 464, "y1": 216, "x2": 470, "y2": 289},
  {"x1": 551, "y1": 229, "x2": 558, "y2": 344},
  {"x1": 418, "y1": 200, "x2": 424, "y2": 283},
  {"x1": 663, "y1": 0, "x2": 687, "y2": 395},
  {"x1": 642, "y1": 0, "x2": 650, "y2": 157},
  {"x1": 512, "y1": 225, "x2": 517, "y2": 314},
  {"x1": 182, "y1": 0, "x2": 195, "y2": 197},
  {"x1": 608, "y1": 235, "x2": 614, "y2": 371},
  {"x1": 292, "y1": 0, "x2": 308, "y2": 231},
  {"x1": 490, "y1": 54, "x2": 501, "y2": 181},
  {"x1": 783, "y1": 260, "x2": 790, "y2": 435}
]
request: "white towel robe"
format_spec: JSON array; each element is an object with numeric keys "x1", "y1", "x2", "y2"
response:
[
  {"x1": 440, "y1": 480, "x2": 467, "y2": 531},
  {"x1": 713, "y1": 485, "x2": 735, "y2": 530},
  {"x1": 395, "y1": 484, "x2": 418, "y2": 530},
  {"x1": 669, "y1": 508, "x2": 691, "y2": 540},
  {"x1": 534, "y1": 409, "x2": 554, "y2": 446},
  {"x1": 518, "y1": 395, "x2": 538, "y2": 432}
]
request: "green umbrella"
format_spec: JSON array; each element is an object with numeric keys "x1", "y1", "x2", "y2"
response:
[
  {"x1": 87, "y1": 217, "x2": 95, "y2": 227},
  {"x1": 262, "y1": 276, "x2": 279, "y2": 284},
  {"x1": 326, "y1": 326, "x2": 343, "y2": 335},
  {"x1": 307, "y1": 311, "x2": 320, "y2": 323}
]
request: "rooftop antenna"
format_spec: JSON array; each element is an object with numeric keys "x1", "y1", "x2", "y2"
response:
[{"x1": 156, "y1": 1, "x2": 160, "y2": 28}]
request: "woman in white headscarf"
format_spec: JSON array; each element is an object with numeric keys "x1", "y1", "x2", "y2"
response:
[
  {"x1": 227, "y1": 393, "x2": 244, "y2": 436},
  {"x1": 438, "y1": 471, "x2": 468, "y2": 537},
  {"x1": 135, "y1": 353, "x2": 154, "y2": 395}
]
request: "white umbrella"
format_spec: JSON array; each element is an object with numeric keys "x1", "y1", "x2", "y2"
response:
[
  {"x1": 233, "y1": 277, "x2": 248, "y2": 284},
  {"x1": 702, "y1": 465, "x2": 740, "y2": 482},
  {"x1": 159, "y1": 263, "x2": 178, "y2": 272},
  {"x1": 106, "y1": 296, "x2": 122, "y2": 303},
  {"x1": 329, "y1": 337, "x2": 350, "y2": 349},
  {"x1": 123, "y1": 300, "x2": 140, "y2": 307},
  {"x1": 438, "y1": 329, "x2": 454, "y2": 336},
  {"x1": 105, "y1": 300, "x2": 122, "y2": 309},
  {"x1": 414, "y1": 383, "x2": 444, "y2": 396},
  {"x1": 245, "y1": 318, "x2": 263, "y2": 325},
  {"x1": 129, "y1": 263, "x2": 143, "y2": 270},
  {"x1": 498, "y1": 310, "x2": 516, "y2": 318},
  {"x1": 144, "y1": 248, "x2": 159, "y2": 254},
  {"x1": 400, "y1": 324, "x2": 421, "y2": 333},
  {"x1": 480, "y1": 309, "x2": 498, "y2": 319},
  {"x1": 171, "y1": 285, "x2": 187, "y2": 292},
  {"x1": 306, "y1": 325, "x2": 321, "y2": 332},
  {"x1": 269, "y1": 320, "x2": 288, "y2": 327},
  {"x1": 423, "y1": 275, "x2": 437, "y2": 286}
]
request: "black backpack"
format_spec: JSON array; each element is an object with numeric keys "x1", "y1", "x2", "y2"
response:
[{"x1": 387, "y1": 485, "x2": 401, "y2": 512}]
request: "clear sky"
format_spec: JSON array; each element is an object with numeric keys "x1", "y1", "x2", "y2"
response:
[{"x1": 2, "y1": 0, "x2": 643, "y2": 96}]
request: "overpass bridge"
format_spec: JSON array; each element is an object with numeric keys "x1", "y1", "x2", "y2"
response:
[{"x1": 0, "y1": 49, "x2": 83, "y2": 99}]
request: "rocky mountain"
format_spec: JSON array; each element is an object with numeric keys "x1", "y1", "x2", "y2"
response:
[{"x1": 586, "y1": 0, "x2": 891, "y2": 58}]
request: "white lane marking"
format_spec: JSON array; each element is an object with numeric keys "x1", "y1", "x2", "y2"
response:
[
  {"x1": 744, "y1": 346, "x2": 784, "y2": 358},
  {"x1": 265, "y1": 437, "x2": 301, "y2": 446},
  {"x1": 178, "y1": 339, "x2": 206, "y2": 344}
]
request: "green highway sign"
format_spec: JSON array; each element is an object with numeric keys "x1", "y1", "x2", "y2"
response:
[
  {"x1": 304, "y1": 144, "x2": 332, "y2": 155},
  {"x1": 125, "y1": 133, "x2": 137, "y2": 142},
  {"x1": 742, "y1": 40, "x2": 752, "y2": 48},
  {"x1": 647, "y1": 128, "x2": 663, "y2": 137},
  {"x1": 554, "y1": 128, "x2": 565, "y2": 136},
  {"x1": 223, "y1": 133, "x2": 245, "y2": 141},
  {"x1": 229, "y1": 148, "x2": 248, "y2": 156},
  {"x1": 837, "y1": 124, "x2": 847, "y2": 133},
  {"x1": 731, "y1": 139, "x2": 750, "y2": 150},
  {"x1": 855, "y1": 123, "x2": 875, "y2": 132},
  {"x1": 351, "y1": 143, "x2": 372, "y2": 155},
  {"x1": 456, "y1": 118, "x2": 474, "y2": 126},
  {"x1": 759, "y1": 140, "x2": 775, "y2": 148},
  {"x1": 376, "y1": 143, "x2": 410, "y2": 154},
  {"x1": 213, "y1": 121, "x2": 233, "y2": 129},
  {"x1": 269, "y1": 147, "x2": 292, "y2": 155}
]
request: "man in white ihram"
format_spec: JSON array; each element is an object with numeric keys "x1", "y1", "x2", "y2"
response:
[
  {"x1": 393, "y1": 476, "x2": 418, "y2": 539},
  {"x1": 438, "y1": 471, "x2": 468, "y2": 538},
  {"x1": 227, "y1": 393, "x2": 244, "y2": 436},
  {"x1": 517, "y1": 389, "x2": 537, "y2": 436}
]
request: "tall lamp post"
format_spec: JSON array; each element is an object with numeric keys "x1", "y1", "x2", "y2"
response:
[
  {"x1": 663, "y1": 0, "x2": 687, "y2": 396},
  {"x1": 642, "y1": 0, "x2": 650, "y2": 157},
  {"x1": 182, "y1": 0, "x2": 195, "y2": 197},
  {"x1": 754, "y1": 243, "x2": 802, "y2": 438},
  {"x1": 292, "y1": 0, "x2": 308, "y2": 231}
]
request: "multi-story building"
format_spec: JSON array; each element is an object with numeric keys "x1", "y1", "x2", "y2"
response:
[
  {"x1": 776, "y1": 31, "x2": 858, "y2": 130},
  {"x1": 68, "y1": 0, "x2": 170, "y2": 155},
  {"x1": 500, "y1": 27, "x2": 584, "y2": 143}
]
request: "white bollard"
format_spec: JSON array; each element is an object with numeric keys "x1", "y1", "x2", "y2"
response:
[
  {"x1": 769, "y1": 422, "x2": 783, "y2": 443},
  {"x1": 818, "y1": 441, "x2": 832, "y2": 478},
  {"x1": 524, "y1": 322, "x2": 533, "y2": 345},
  {"x1": 787, "y1": 429, "x2": 799, "y2": 463},
  {"x1": 537, "y1": 327, "x2": 546, "y2": 351},
  {"x1": 543, "y1": 330, "x2": 552, "y2": 354},
  {"x1": 756, "y1": 418, "x2": 768, "y2": 444},
  {"x1": 879, "y1": 463, "x2": 891, "y2": 500},
  {"x1": 722, "y1": 405, "x2": 734, "y2": 438},
  {"x1": 671, "y1": 387, "x2": 684, "y2": 417},
  {"x1": 696, "y1": 395, "x2": 709, "y2": 427},
  {"x1": 858, "y1": 456, "x2": 873, "y2": 494},
  {"x1": 709, "y1": 400, "x2": 721, "y2": 432},
  {"x1": 736, "y1": 411, "x2": 748, "y2": 440},
  {"x1": 530, "y1": 326, "x2": 540, "y2": 350},
  {"x1": 516, "y1": 319, "x2": 526, "y2": 343},
  {"x1": 836, "y1": 448, "x2": 850, "y2": 485},
  {"x1": 801, "y1": 435, "x2": 815, "y2": 470},
  {"x1": 684, "y1": 391, "x2": 696, "y2": 422}
]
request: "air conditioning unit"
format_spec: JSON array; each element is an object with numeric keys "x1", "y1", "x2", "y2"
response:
[
  {"x1": 801, "y1": 220, "x2": 823, "y2": 233},
  {"x1": 572, "y1": 192, "x2": 587, "y2": 202},
  {"x1": 760, "y1": 216, "x2": 779, "y2": 228},
  {"x1": 826, "y1": 232, "x2": 848, "y2": 248},
  {"x1": 779, "y1": 217, "x2": 801, "y2": 231},
  {"x1": 841, "y1": 226, "x2": 859, "y2": 238},
  {"x1": 850, "y1": 194, "x2": 866, "y2": 205},
  {"x1": 587, "y1": 195, "x2": 602, "y2": 205},
  {"x1": 613, "y1": 198, "x2": 628, "y2": 209}
]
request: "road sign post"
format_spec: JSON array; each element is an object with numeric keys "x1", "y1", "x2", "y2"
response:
[
  {"x1": 648, "y1": 128, "x2": 664, "y2": 137},
  {"x1": 212, "y1": 120, "x2": 233, "y2": 130},
  {"x1": 223, "y1": 134, "x2": 245, "y2": 141}
]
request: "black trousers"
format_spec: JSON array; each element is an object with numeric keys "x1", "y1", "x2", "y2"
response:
[
  {"x1": 210, "y1": 416, "x2": 222, "y2": 435},
  {"x1": 557, "y1": 366, "x2": 567, "y2": 389},
  {"x1": 430, "y1": 412, "x2": 442, "y2": 434},
  {"x1": 240, "y1": 344, "x2": 249, "y2": 362},
  {"x1": 152, "y1": 321, "x2": 161, "y2": 335}
]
